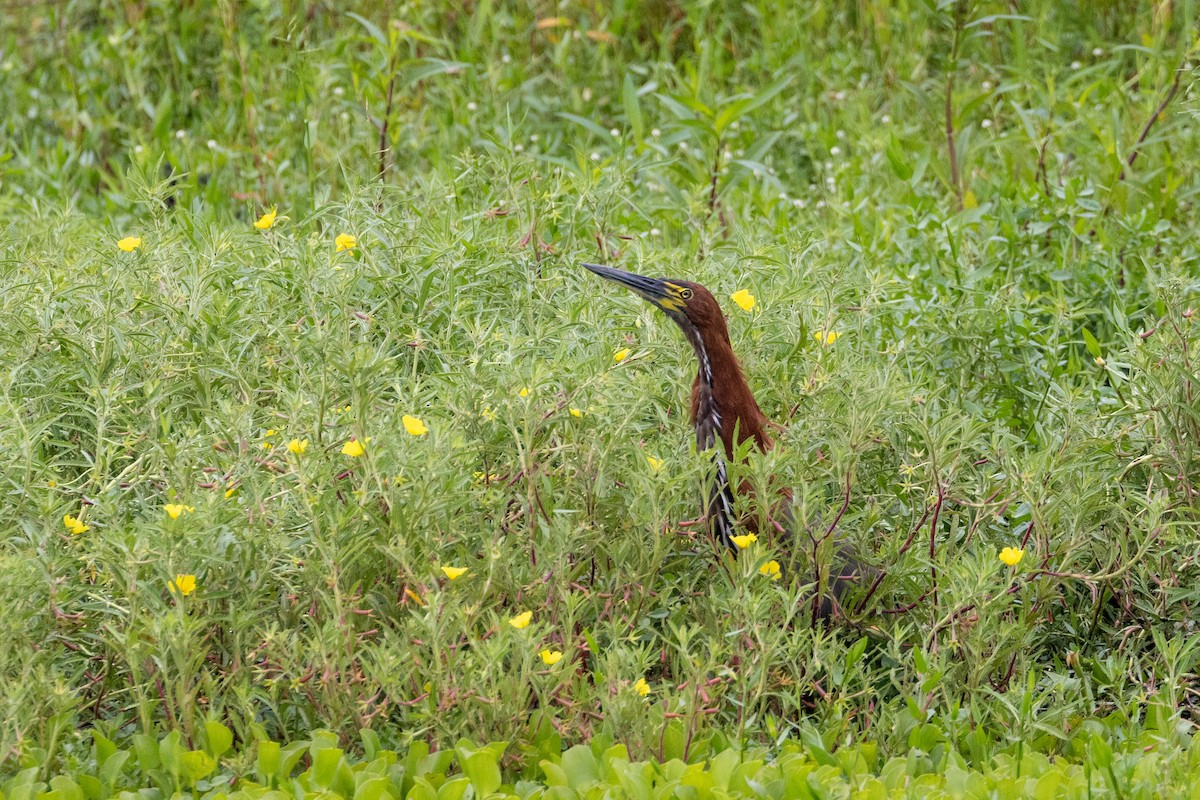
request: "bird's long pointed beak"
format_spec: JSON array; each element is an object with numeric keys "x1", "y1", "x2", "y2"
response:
[{"x1": 582, "y1": 262, "x2": 673, "y2": 304}]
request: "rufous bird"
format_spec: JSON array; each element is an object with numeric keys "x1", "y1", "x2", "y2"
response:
[{"x1": 583, "y1": 262, "x2": 872, "y2": 617}]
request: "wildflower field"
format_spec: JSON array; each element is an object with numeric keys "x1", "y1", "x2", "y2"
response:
[{"x1": 3, "y1": 1, "x2": 1200, "y2": 796}]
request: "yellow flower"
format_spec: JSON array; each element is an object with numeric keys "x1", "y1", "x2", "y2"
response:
[
  {"x1": 813, "y1": 330, "x2": 840, "y2": 346},
  {"x1": 169, "y1": 574, "x2": 197, "y2": 596},
  {"x1": 253, "y1": 207, "x2": 278, "y2": 230},
  {"x1": 341, "y1": 439, "x2": 366, "y2": 457},
  {"x1": 224, "y1": 483, "x2": 238, "y2": 498},
  {"x1": 481, "y1": 406, "x2": 498, "y2": 421},
  {"x1": 519, "y1": 387, "x2": 530, "y2": 398},
  {"x1": 164, "y1": 504, "x2": 195, "y2": 520},
  {"x1": 63, "y1": 514, "x2": 90, "y2": 535},
  {"x1": 730, "y1": 289, "x2": 756, "y2": 312},
  {"x1": 265, "y1": 429, "x2": 277, "y2": 437},
  {"x1": 569, "y1": 408, "x2": 583, "y2": 418},
  {"x1": 999, "y1": 547, "x2": 1025, "y2": 567},
  {"x1": 613, "y1": 348, "x2": 631, "y2": 363},
  {"x1": 646, "y1": 455, "x2": 663, "y2": 472},
  {"x1": 540, "y1": 649, "x2": 563, "y2": 666},
  {"x1": 440, "y1": 566, "x2": 469, "y2": 581},
  {"x1": 508, "y1": 611, "x2": 533, "y2": 629},
  {"x1": 402, "y1": 415, "x2": 428, "y2": 436},
  {"x1": 117, "y1": 236, "x2": 143, "y2": 253},
  {"x1": 634, "y1": 678, "x2": 651, "y2": 697},
  {"x1": 730, "y1": 533, "x2": 758, "y2": 549},
  {"x1": 335, "y1": 233, "x2": 357, "y2": 252},
  {"x1": 759, "y1": 560, "x2": 781, "y2": 580},
  {"x1": 287, "y1": 438, "x2": 309, "y2": 454},
  {"x1": 473, "y1": 471, "x2": 499, "y2": 482}
]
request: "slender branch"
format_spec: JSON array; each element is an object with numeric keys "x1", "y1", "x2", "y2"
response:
[{"x1": 1120, "y1": 62, "x2": 1186, "y2": 179}]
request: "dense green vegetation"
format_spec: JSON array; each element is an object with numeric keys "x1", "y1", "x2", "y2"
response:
[{"x1": 2, "y1": 0, "x2": 1200, "y2": 795}]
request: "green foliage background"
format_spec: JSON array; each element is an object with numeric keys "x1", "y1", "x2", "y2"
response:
[{"x1": 2, "y1": 0, "x2": 1200, "y2": 793}]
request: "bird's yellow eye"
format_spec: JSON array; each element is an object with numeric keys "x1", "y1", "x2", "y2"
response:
[{"x1": 679, "y1": 288, "x2": 693, "y2": 300}]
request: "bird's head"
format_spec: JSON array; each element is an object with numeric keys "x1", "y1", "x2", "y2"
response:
[{"x1": 582, "y1": 263, "x2": 726, "y2": 341}]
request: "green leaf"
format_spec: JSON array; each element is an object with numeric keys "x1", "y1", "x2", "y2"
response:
[
  {"x1": 623, "y1": 74, "x2": 644, "y2": 141},
  {"x1": 92, "y1": 732, "x2": 117, "y2": 769},
  {"x1": 353, "y1": 775, "x2": 391, "y2": 800},
  {"x1": 405, "y1": 777, "x2": 438, "y2": 800},
  {"x1": 435, "y1": 776, "x2": 469, "y2": 800},
  {"x1": 158, "y1": 731, "x2": 184, "y2": 778},
  {"x1": 560, "y1": 745, "x2": 599, "y2": 790},
  {"x1": 886, "y1": 134, "x2": 914, "y2": 180},
  {"x1": 556, "y1": 112, "x2": 614, "y2": 141},
  {"x1": 205, "y1": 721, "x2": 233, "y2": 760},
  {"x1": 49, "y1": 776, "x2": 83, "y2": 800},
  {"x1": 1082, "y1": 327, "x2": 1102, "y2": 359},
  {"x1": 346, "y1": 12, "x2": 389, "y2": 49},
  {"x1": 99, "y1": 750, "x2": 131, "y2": 789},
  {"x1": 257, "y1": 741, "x2": 281, "y2": 784},
  {"x1": 180, "y1": 750, "x2": 217, "y2": 785},
  {"x1": 313, "y1": 748, "x2": 345, "y2": 790}
]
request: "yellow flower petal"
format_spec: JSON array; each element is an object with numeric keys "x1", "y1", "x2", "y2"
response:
[
  {"x1": 335, "y1": 233, "x2": 357, "y2": 252},
  {"x1": 540, "y1": 649, "x2": 563, "y2": 666},
  {"x1": 646, "y1": 455, "x2": 663, "y2": 472},
  {"x1": 730, "y1": 533, "x2": 757, "y2": 549},
  {"x1": 730, "y1": 289, "x2": 756, "y2": 312},
  {"x1": 117, "y1": 236, "x2": 143, "y2": 252},
  {"x1": 634, "y1": 677, "x2": 651, "y2": 697},
  {"x1": 999, "y1": 546, "x2": 1025, "y2": 567},
  {"x1": 508, "y1": 611, "x2": 533, "y2": 629},
  {"x1": 169, "y1": 574, "x2": 197, "y2": 596},
  {"x1": 63, "y1": 514, "x2": 90, "y2": 535},
  {"x1": 613, "y1": 348, "x2": 631, "y2": 363},
  {"x1": 341, "y1": 439, "x2": 366, "y2": 457},
  {"x1": 569, "y1": 408, "x2": 583, "y2": 418},
  {"x1": 402, "y1": 415, "x2": 428, "y2": 436},
  {"x1": 253, "y1": 207, "x2": 278, "y2": 230},
  {"x1": 163, "y1": 503, "x2": 194, "y2": 520},
  {"x1": 224, "y1": 483, "x2": 238, "y2": 498},
  {"x1": 759, "y1": 560, "x2": 781, "y2": 579},
  {"x1": 287, "y1": 438, "x2": 309, "y2": 454},
  {"x1": 813, "y1": 330, "x2": 840, "y2": 346},
  {"x1": 440, "y1": 566, "x2": 469, "y2": 581},
  {"x1": 519, "y1": 387, "x2": 530, "y2": 398}
]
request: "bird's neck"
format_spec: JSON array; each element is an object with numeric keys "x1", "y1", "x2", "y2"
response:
[{"x1": 684, "y1": 322, "x2": 772, "y2": 460}]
